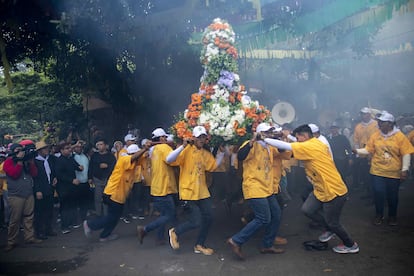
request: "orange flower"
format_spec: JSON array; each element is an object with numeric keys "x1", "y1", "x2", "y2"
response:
[
  {"x1": 191, "y1": 93, "x2": 202, "y2": 105},
  {"x1": 236, "y1": 128, "x2": 246, "y2": 136},
  {"x1": 233, "y1": 120, "x2": 239, "y2": 129}
]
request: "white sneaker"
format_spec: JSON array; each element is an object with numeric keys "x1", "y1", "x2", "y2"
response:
[
  {"x1": 333, "y1": 242, "x2": 360, "y2": 254},
  {"x1": 99, "y1": 233, "x2": 119, "y2": 242},
  {"x1": 83, "y1": 220, "x2": 91, "y2": 238},
  {"x1": 319, "y1": 231, "x2": 335, "y2": 242}
]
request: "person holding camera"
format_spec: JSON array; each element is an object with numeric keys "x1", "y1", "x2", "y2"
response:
[{"x1": 3, "y1": 141, "x2": 41, "y2": 252}]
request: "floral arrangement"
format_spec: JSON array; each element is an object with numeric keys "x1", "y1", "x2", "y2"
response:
[{"x1": 171, "y1": 18, "x2": 271, "y2": 146}]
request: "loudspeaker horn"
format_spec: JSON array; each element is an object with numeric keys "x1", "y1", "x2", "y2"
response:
[{"x1": 271, "y1": 102, "x2": 295, "y2": 124}]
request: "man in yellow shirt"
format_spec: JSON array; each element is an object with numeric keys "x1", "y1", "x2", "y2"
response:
[
  {"x1": 137, "y1": 128, "x2": 178, "y2": 245},
  {"x1": 353, "y1": 107, "x2": 378, "y2": 194},
  {"x1": 166, "y1": 126, "x2": 224, "y2": 256},
  {"x1": 355, "y1": 111, "x2": 414, "y2": 226},
  {"x1": 83, "y1": 143, "x2": 149, "y2": 242},
  {"x1": 264, "y1": 124, "x2": 359, "y2": 254},
  {"x1": 227, "y1": 122, "x2": 285, "y2": 260}
]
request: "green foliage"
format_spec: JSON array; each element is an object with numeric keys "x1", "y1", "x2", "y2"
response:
[
  {"x1": 204, "y1": 53, "x2": 238, "y2": 84},
  {"x1": 0, "y1": 71, "x2": 84, "y2": 142}
]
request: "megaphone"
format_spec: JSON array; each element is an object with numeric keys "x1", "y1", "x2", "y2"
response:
[{"x1": 272, "y1": 102, "x2": 295, "y2": 124}]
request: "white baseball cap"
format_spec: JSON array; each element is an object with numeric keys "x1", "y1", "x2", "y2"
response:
[
  {"x1": 256, "y1": 122, "x2": 274, "y2": 133},
  {"x1": 360, "y1": 107, "x2": 371, "y2": 113},
  {"x1": 124, "y1": 134, "x2": 137, "y2": 142},
  {"x1": 308, "y1": 123, "x2": 319, "y2": 133},
  {"x1": 141, "y1": 138, "x2": 149, "y2": 147},
  {"x1": 193, "y1": 126, "x2": 208, "y2": 138},
  {"x1": 151, "y1": 128, "x2": 167, "y2": 139},
  {"x1": 272, "y1": 123, "x2": 282, "y2": 132},
  {"x1": 127, "y1": 144, "x2": 140, "y2": 154},
  {"x1": 377, "y1": 111, "x2": 395, "y2": 122},
  {"x1": 167, "y1": 134, "x2": 174, "y2": 142}
]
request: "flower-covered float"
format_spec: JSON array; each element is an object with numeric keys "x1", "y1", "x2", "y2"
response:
[{"x1": 171, "y1": 18, "x2": 271, "y2": 147}]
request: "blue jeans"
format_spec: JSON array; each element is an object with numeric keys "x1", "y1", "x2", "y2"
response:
[
  {"x1": 232, "y1": 195, "x2": 281, "y2": 248},
  {"x1": 301, "y1": 192, "x2": 354, "y2": 247},
  {"x1": 144, "y1": 194, "x2": 176, "y2": 240},
  {"x1": 372, "y1": 175, "x2": 400, "y2": 217},
  {"x1": 87, "y1": 198, "x2": 123, "y2": 239},
  {"x1": 174, "y1": 197, "x2": 212, "y2": 246}
]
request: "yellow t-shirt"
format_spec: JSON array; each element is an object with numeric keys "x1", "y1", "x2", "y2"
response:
[
  {"x1": 141, "y1": 152, "x2": 152, "y2": 187},
  {"x1": 353, "y1": 120, "x2": 378, "y2": 148},
  {"x1": 170, "y1": 145, "x2": 217, "y2": 200},
  {"x1": 407, "y1": 130, "x2": 414, "y2": 146},
  {"x1": 272, "y1": 150, "x2": 292, "y2": 194},
  {"x1": 104, "y1": 155, "x2": 141, "y2": 204},
  {"x1": 291, "y1": 138, "x2": 347, "y2": 202},
  {"x1": 0, "y1": 162, "x2": 7, "y2": 195},
  {"x1": 240, "y1": 141, "x2": 274, "y2": 199},
  {"x1": 366, "y1": 130, "x2": 414, "y2": 179},
  {"x1": 150, "y1": 144, "x2": 178, "y2": 196}
]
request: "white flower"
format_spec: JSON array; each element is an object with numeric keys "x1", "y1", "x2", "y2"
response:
[
  {"x1": 241, "y1": 95, "x2": 251, "y2": 107},
  {"x1": 233, "y1": 73, "x2": 240, "y2": 82}
]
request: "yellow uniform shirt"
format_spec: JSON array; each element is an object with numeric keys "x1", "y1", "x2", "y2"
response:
[
  {"x1": 272, "y1": 150, "x2": 292, "y2": 194},
  {"x1": 366, "y1": 130, "x2": 414, "y2": 179},
  {"x1": 291, "y1": 138, "x2": 347, "y2": 202},
  {"x1": 240, "y1": 141, "x2": 274, "y2": 199},
  {"x1": 407, "y1": 130, "x2": 414, "y2": 146},
  {"x1": 0, "y1": 162, "x2": 7, "y2": 195},
  {"x1": 170, "y1": 145, "x2": 217, "y2": 200},
  {"x1": 150, "y1": 144, "x2": 178, "y2": 196},
  {"x1": 119, "y1": 148, "x2": 128, "y2": 157},
  {"x1": 104, "y1": 155, "x2": 142, "y2": 204},
  {"x1": 353, "y1": 120, "x2": 378, "y2": 148},
  {"x1": 141, "y1": 152, "x2": 152, "y2": 187}
]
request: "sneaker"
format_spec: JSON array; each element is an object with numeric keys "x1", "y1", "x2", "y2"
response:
[
  {"x1": 333, "y1": 242, "x2": 359, "y2": 254},
  {"x1": 83, "y1": 220, "x2": 91, "y2": 238},
  {"x1": 61, "y1": 229, "x2": 71, "y2": 234},
  {"x1": 131, "y1": 215, "x2": 139, "y2": 220},
  {"x1": 194, "y1": 245, "x2": 214, "y2": 255},
  {"x1": 388, "y1": 217, "x2": 398, "y2": 226},
  {"x1": 121, "y1": 217, "x2": 131, "y2": 224},
  {"x1": 274, "y1": 236, "x2": 288, "y2": 245},
  {"x1": 72, "y1": 223, "x2": 81, "y2": 229},
  {"x1": 168, "y1": 228, "x2": 179, "y2": 250},
  {"x1": 319, "y1": 231, "x2": 335, "y2": 242},
  {"x1": 138, "y1": 215, "x2": 145, "y2": 220},
  {"x1": 137, "y1": 226, "x2": 146, "y2": 244},
  {"x1": 99, "y1": 233, "x2": 119, "y2": 242},
  {"x1": 25, "y1": 238, "x2": 43, "y2": 244},
  {"x1": 374, "y1": 216, "x2": 384, "y2": 226},
  {"x1": 227, "y1": 238, "x2": 244, "y2": 260}
]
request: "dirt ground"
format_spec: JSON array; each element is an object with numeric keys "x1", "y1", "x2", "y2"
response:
[{"x1": 1, "y1": 178, "x2": 414, "y2": 276}]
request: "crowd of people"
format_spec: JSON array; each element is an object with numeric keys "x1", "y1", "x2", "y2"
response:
[{"x1": 1, "y1": 107, "x2": 413, "y2": 260}]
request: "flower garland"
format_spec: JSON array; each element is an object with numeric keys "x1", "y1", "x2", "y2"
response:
[{"x1": 172, "y1": 18, "x2": 271, "y2": 146}]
